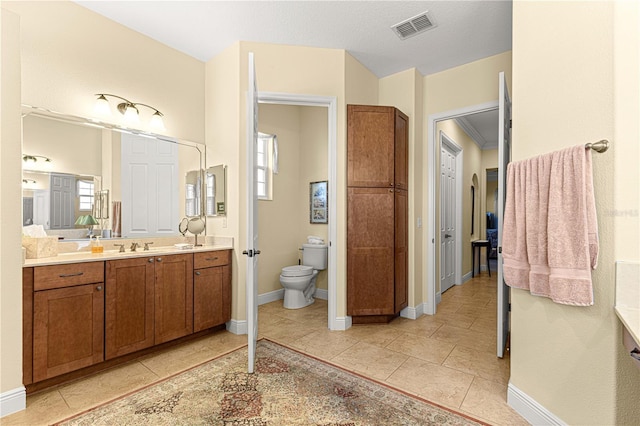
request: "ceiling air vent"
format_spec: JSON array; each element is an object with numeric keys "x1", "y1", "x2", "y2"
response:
[{"x1": 391, "y1": 11, "x2": 436, "y2": 40}]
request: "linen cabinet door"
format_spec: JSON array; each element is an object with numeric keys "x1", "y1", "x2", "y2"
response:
[
  {"x1": 105, "y1": 257, "x2": 155, "y2": 359},
  {"x1": 193, "y1": 264, "x2": 231, "y2": 332},
  {"x1": 33, "y1": 283, "x2": 104, "y2": 381},
  {"x1": 347, "y1": 187, "x2": 395, "y2": 316},
  {"x1": 154, "y1": 254, "x2": 194, "y2": 344},
  {"x1": 347, "y1": 105, "x2": 395, "y2": 188},
  {"x1": 394, "y1": 109, "x2": 409, "y2": 191}
]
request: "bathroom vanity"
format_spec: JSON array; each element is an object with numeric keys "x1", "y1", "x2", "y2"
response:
[{"x1": 22, "y1": 245, "x2": 232, "y2": 390}]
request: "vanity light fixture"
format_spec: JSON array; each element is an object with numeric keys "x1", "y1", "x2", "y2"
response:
[
  {"x1": 22, "y1": 179, "x2": 36, "y2": 185},
  {"x1": 94, "y1": 93, "x2": 166, "y2": 131},
  {"x1": 22, "y1": 154, "x2": 52, "y2": 165}
]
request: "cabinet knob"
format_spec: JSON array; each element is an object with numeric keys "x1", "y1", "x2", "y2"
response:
[
  {"x1": 195, "y1": 271, "x2": 201, "y2": 276},
  {"x1": 389, "y1": 189, "x2": 394, "y2": 193},
  {"x1": 96, "y1": 285, "x2": 102, "y2": 291},
  {"x1": 148, "y1": 258, "x2": 154, "y2": 263},
  {"x1": 156, "y1": 257, "x2": 162, "y2": 262},
  {"x1": 389, "y1": 182, "x2": 394, "y2": 186}
]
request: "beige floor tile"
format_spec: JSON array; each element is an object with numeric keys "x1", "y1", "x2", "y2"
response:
[
  {"x1": 258, "y1": 317, "x2": 323, "y2": 345},
  {"x1": 388, "y1": 315, "x2": 444, "y2": 337},
  {"x1": 289, "y1": 328, "x2": 359, "y2": 359},
  {"x1": 386, "y1": 356, "x2": 474, "y2": 409},
  {"x1": 343, "y1": 324, "x2": 402, "y2": 348},
  {"x1": 455, "y1": 303, "x2": 494, "y2": 317},
  {"x1": 58, "y1": 361, "x2": 159, "y2": 410},
  {"x1": 258, "y1": 310, "x2": 288, "y2": 326},
  {"x1": 331, "y1": 341, "x2": 408, "y2": 381},
  {"x1": 430, "y1": 311, "x2": 477, "y2": 329},
  {"x1": 432, "y1": 324, "x2": 496, "y2": 354},
  {"x1": 470, "y1": 316, "x2": 498, "y2": 335},
  {"x1": 1, "y1": 390, "x2": 72, "y2": 426},
  {"x1": 386, "y1": 332, "x2": 455, "y2": 365},
  {"x1": 460, "y1": 377, "x2": 529, "y2": 426},
  {"x1": 443, "y1": 345, "x2": 510, "y2": 385}
]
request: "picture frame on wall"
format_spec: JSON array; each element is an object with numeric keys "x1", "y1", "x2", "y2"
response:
[{"x1": 309, "y1": 180, "x2": 328, "y2": 224}]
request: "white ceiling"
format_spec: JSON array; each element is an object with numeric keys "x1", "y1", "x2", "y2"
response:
[{"x1": 74, "y1": 1, "x2": 511, "y2": 145}]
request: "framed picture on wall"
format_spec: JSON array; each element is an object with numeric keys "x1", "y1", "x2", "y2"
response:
[{"x1": 310, "y1": 180, "x2": 328, "y2": 224}]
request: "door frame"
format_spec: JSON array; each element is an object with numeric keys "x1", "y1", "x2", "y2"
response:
[
  {"x1": 438, "y1": 131, "x2": 463, "y2": 298},
  {"x1": 425, "y1": 100, "x2": 498, "y2": 314},
  {"x1": 256, "y1": 92, "x2": 339, "y2": 330}
]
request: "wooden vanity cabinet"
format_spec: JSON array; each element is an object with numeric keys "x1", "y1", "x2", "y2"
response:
[
  {"x1": 193, "y1": 250, "x2": 231, "y2": 332},
  {"x1": 31, "y1": 262, "x2": 105, "y2": 382},
  {"x1": 105, "y1": 257, "x2": 155, "y2": 359},
  {"x1": 154, "y1": 253, "x2": 194, "y2": 344}
]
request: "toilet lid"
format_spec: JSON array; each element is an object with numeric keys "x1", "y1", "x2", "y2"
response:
[{"x1": 281, "y1": 265, "x2": 313, "y2": 277}]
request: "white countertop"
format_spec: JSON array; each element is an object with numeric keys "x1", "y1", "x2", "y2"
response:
[
  {"x1": 23, "y1": 235, "x2": 234, "y2": 267},
  {"x1": 614, "y1": 261, "x2": 640, "y2": 345},
  {"x1": 24, "y1": 244, "x2": 233, "y2": 267}
]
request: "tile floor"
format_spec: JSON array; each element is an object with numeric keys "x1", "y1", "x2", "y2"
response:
[{"x1": 3, "y1": 270, "x2": 527, "y2": 425}]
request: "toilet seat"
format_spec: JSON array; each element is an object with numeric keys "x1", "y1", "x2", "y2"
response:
[{"x1": 281, "y1": 265, "x2": 313, "y2": 277}]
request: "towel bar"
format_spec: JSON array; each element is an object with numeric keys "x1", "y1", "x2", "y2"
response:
[{"x1": 585, "y1": 139, "x2": 609, "y2": 153}]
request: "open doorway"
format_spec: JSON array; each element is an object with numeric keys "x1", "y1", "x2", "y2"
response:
[
  {"x1": 425, "y1": 101, "x2": 498, "y2": 315},
  {"x1": 255, "y1": 93, "x2": 339, "y2": 330}
]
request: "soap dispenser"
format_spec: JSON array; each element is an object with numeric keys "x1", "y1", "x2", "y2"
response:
[{"x1": 91, "y1": 235, "x2": 104, "y2": 254}]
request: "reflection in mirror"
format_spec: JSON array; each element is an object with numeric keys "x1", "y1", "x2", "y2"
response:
[
  {"x1": 22, "y1": 106, "x2": 206, "y2": 240},
  {"x1": 206, "y1": 164, "x2": 227, "y2": 216},
  {"x1": 185, "y1": 170, "x2": 202, "y2": 217}
]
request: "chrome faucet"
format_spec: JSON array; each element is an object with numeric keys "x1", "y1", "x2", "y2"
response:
[
  {"x1": 130, "y1": 242, "x2": 139, "y2": 252},
  {"x1": 144, "y1": 242, "x2": 153, "y2": 251}
]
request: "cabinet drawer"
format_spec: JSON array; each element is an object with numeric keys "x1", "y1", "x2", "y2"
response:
[
  {"x1": 194, "y1": 250, "x2": 230, "y2": 269},
  {"x1": 34, "y1": 262, "x2": 105, "y2": 291}
]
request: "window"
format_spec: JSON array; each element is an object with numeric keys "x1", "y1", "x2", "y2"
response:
[
  {"x1": 77, "y1": 180, "x2": 95, "y2": 211},
  {"x1": 257, "y1": 133, "x2": 274, "y2": 200}
]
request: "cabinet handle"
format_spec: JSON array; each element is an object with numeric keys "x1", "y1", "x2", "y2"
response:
[
  {"x1": 59, "y1": 272, "x2": 84, "y2": 278},
  {"x1": 389, "y1": 189, "x2": 394, "y2": 193},
  {"x1": 156, "y1": 257, "x2": 162, "y2": 262},
  {"x1": 389, "y1": 182, "x2": 394, "y2": 186},
  {"x1": 148, "y1": 258, "x2": 154, "y2": 263},
  {"x1": 195, "y1": 271, "x2": 201, "y2": 276},
  {"x1": 206, "y1": 257, "x2": 219, "y2": 261},
  {"x1": 96, "y1": 285, "x2": 102, "y2": 291}
]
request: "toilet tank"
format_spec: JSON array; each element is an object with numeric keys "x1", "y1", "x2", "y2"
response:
[{"x1": 302, "y1": 244, "x2": 328, "y2": 270}]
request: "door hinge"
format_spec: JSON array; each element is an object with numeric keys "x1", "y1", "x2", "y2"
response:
[
  {"x1": 509, "y1": 303, "x2": 511, "y2": 312},
  {"x1": 509, "y1": 119, "x2": 512, "y2": 129},
  {"x1": 498, "y1": 246, "x2": 502, "y2": 254}
]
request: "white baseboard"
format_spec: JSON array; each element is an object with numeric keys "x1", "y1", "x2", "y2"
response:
[
  {"x1": 258, "y1": 289, "x2": 284, "y2": 305},
  {"x1": 400, "y1": 303, "x2": 426, "y2": 320},
  {"x1": 314, "y1": 288, "x2": 328, "y2": 300},
  {"x1": 507, "y1": 382, "x2": 566, "y2": 426},
  {"x1": 333, "y1": 316, "x2": 352, "y2": 330},
  {"x1": 226, "y1": 319, "x2": 247, "y2": 335},
  {"x1": 462, "y1": 271, "x2": 472, "y2": 283},
  {"x1": 0, "y1": 386, "x2": 26, "y2": 418}
]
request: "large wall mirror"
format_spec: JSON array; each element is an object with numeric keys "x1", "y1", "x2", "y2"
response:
[{"x1": 21, "y1": 106, "x2": 224, "y2": 240}]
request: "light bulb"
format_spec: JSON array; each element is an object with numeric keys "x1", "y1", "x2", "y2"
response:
[
  {"x1": 123, "y1": 104, "x2": 139, "y2": 123},
  {"x1": 93, "y1": 95, "x2": 112, "y2": 116},
  {"x1": 149, "y1": 112, "x2": 166, "y2": 132}
]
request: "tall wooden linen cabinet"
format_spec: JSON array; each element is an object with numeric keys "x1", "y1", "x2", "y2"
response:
[{"x1": 347, "y1": 104, "x2": 408, "y2": 323}]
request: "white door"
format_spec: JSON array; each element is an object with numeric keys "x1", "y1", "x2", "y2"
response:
[
  {"x1": 33, "y1": 190, "x2": 50, "y2": 229},
  {"x1": 121, "y1": 134, "x2": 179, "y2": 237},
  {"x1": 497, "y1": 71, "x2": 512, "y2": 358},
  {"x1": 245, "y1": 52, "x2": 260, "y2": 373},
  {"x1": 440, "y1": 140, "x2": 456, "y2": 294}
]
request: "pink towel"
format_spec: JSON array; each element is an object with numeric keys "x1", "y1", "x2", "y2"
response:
[{"x1": 502, "y1": 145, "x2": 599, "y2": 306}]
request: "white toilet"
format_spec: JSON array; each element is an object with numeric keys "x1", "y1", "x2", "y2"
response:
[{"x1": 280, "y1": 243, "x2": 328, "y2": 309}]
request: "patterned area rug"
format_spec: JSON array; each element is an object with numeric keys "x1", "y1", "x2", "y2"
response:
[{"x1": 58, "y1": 339, "x2": 484, "y2": 425}]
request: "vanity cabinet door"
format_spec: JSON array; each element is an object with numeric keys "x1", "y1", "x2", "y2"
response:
[
  {"x1": 193, "y1": 264, "x2": 231, "y2": 332},
  {"x1": 33, "y1": 283, "x2": 104, "y2": 382},
  {"x1": 105, "y1": 257, "x2": 155, "y2": 360},
  {"x1": 154, "y1": 254, "x2": 194, "y2": 344}
]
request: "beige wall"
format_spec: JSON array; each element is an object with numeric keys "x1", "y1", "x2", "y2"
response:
[
  {"x1": 379, "y1": 68, "x2": 424, "y2": 309},
  {"x1": 422, "y1": 51, "x2": 512, "y2": 307},
  {"x1": 511, "y1": 1, "x2": 640, "y2": 424},
  {"x1": 1, "y1": 5, "x2": 24, "y2": 398},
  {"x1": 3, "y1": 1, "x2": 205, "y2": 142},
  {"x1": 257, "y1": 104, "x2": 328, "y2": 295},
  {"x1": 485, "y1": 180, "x2": 497, "y2": 215}
]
